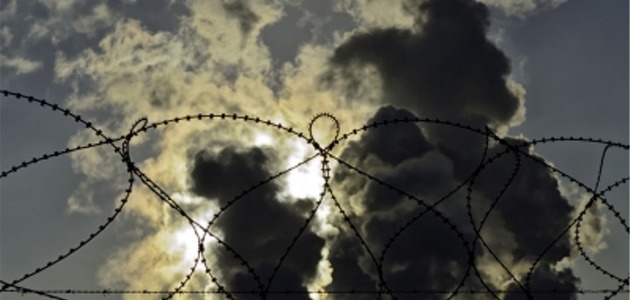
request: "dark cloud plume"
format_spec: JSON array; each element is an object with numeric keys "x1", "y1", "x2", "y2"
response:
[
  {"x1": 328, "y1": 106, "x2": 579, "y2": 299},
  {"x1": 328, "y1": 107, "x2": 480, "y2": 299},
  {"x1": 191, "y1": 147, "x2": 324, "y2": 299},
  {"x1": 321, "y1": 0, "x2": 580, "y2": 295},
  {"x1": 223, "y1": 0, "x2": 260, "y2": 37},
  {"x1": 325, "y1": 0, "x2": 520, "y2": 127}
]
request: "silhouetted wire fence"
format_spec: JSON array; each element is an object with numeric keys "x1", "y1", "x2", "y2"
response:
[{"x1": 0, "y1": 89, "x2": 628, "y2": 300}]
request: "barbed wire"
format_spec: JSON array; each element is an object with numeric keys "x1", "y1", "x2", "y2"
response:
[
  {"x1": 4, "y1": 288, "x2": 630, "y2": 295},
  {"x1": 0, "y1": 89, "x2": 628, "y2": 299}
]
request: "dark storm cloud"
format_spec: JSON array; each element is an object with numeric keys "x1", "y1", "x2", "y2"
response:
[
  {"x1": 328, "y1": 106, "x2": 580, "y2": 298},
  {"x1": 328, "y1": 107, "x2": 481, "y2": 299},
  {"x1": 473, "y1": 137, "x2": 578, "y2": 299},
  {"x1": 191, "y1": 147, "x2": 324, "y2": 298},
  {"x1": 320, "y1": 0, "x2": 580, "y2": 296},
  {"x1": 324, "y1": 0, "x2": 520, "y2": 126},
  {"x1": 323, "y1": 0, "x2": 577, "y2": 292},
  {"x1": 505, "y1": 265, "x2": 578, "y2": 300},
  {"x1": 222, "y1": 0, "x2": 260, "y2": 37},
  {"x1": 478, "y1": 138, "x2": 574, "y2": 264},
  {"x1": 343, "y1": 106, "x2": 432, "y2": 166}
]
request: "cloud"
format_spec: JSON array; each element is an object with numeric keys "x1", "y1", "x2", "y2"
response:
[
  {"x1": 0, "y1": 0, "x2": 17, "y2": 20},
  {"x1": 66, "y1": 181, "x2": 102, "y2": 215},
  {"x1": 310, "y1": 0, "x2": 592, "y2": 297},
  {"x1": 71, "y1": 3, "x2": 114, "y2": 37},
  {"x1": 326, "y1": 107, "x2": 471, "y2": 298},
  {"x1": 326, "y1": 106, "x2": 580, "y2": 298},
  {"x1": 97, "y1": 225, "x2": 214, "y2": 294},
  {"x1": 333, "y1": 0, "x2": 416, "y2": 29},
  {"x1": 222, "y1": 0, "x2": 261, "y2": 38},
  {"x1": 30, "y1": 1, "x2": 118, "y2": 45},
  {"x1": 0, "y1": 54, "x2": 43, "y2": 74},
  {"x1": 39, "y1": 0, "x2": 79, "y2": 12},
  {"x1": 189, "y1": 147, "x2": 325, "y2": 296},
  {"x1": 28, "y1": 0, "x2": 611, "y2": 298},
  {"x1": 0, "y1": 26, "x2": 13, "y2": 46},
  {"x1": 478, "y1": 0, "x2": 569, "y2": 17},
  {"x1": 325, "y1": 0, "x2": 525, "y2": 131}
]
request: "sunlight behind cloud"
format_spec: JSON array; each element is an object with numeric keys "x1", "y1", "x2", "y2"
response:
[
  {"x1": 1, "y1": 0, "x2": 616, "y2": 298},
  {"x1": 253, "y1": 132, "x2": 274, "y2": 147},
  {"x1": 280, "y1": 140, "x2": 325, "y2": 201},
  {"x1": 165, "y1": 195, "x2": 220, "y2": 275}
]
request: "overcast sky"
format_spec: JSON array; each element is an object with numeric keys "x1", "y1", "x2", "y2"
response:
[{"x1": 0, "y1": 0, "x2": 628, "y2": 300}]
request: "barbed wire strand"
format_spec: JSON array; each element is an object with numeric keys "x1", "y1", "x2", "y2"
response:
[{"x1": 1, "y1": 89, "x2": 628, "y2": 299}]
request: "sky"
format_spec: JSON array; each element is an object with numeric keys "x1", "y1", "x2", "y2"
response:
[{"x1": 0, "y1": 0, "x2": 628, "y2": 300}]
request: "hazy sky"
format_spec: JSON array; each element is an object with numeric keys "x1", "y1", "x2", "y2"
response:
[{"x1": 1, "y1": 0, "x2": 628, "y2": 300}]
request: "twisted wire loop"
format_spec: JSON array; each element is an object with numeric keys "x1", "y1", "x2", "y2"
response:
[{"x1": 1, "y1": 89, "x2": 628, "y2": 299}]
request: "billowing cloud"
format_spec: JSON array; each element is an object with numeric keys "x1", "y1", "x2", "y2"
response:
[
  {"x1": 325, "y1": 105, "x2": 580, "y2": 299},
  {"x1": 2, "y1": 0, "x2": 620, "y2": 299},
  {"x1": 325, "y1": 0, "x2": 526, "y2": 131},
  {"x1": 190, "y1": 147, "x2": 325, "y2": 297},
  {"x1": 313, "y1": 0, "x2": 594, "y2": 298}
]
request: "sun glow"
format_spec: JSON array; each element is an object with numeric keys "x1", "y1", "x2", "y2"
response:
[
  {"x1": 166, "y1": 193, "x2": 219, "y2": 271},
  {"x1": 254, "y1": 132, "x2": 274, "y2": 147},
  {"x1": 164, "y1": 134, "x2": 336, "y2": 298},
  {"x1": 169, "y1": 225, "x2": 203, "y2": 270},
  {"x1": 281, "y1": 139, "x2": 325, "y2": 201},
  {"x1": 306, "y1": 248, "x2": 333, "y2": 300}
]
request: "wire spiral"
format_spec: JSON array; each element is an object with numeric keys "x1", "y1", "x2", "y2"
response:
[{"x1": 1, "y1": 89, "x2": 628, "y2": 300}]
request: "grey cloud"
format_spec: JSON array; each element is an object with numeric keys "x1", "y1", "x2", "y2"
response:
[
  {"x1": 340, "y1": 104, "x2": 432, "y2": 167},
  {"x1": 478, "y1": 138, "x2": 574, "y2": 264},
  {"x1": 0, "y1": 1, "x2": 115, "y2": 86},
  {"x1": 325, "y1": 0, "x2": 520, "y2": 127},
  {"x1": 326, "y1": 103, "x2": 580, "y2": 298},
  {"x1": 1, "y1": 0, "x2": 618, "y2": 298},
  {"x1": 191, "y1": 147, "x2": 270, "y2": 202},
  {"x1": 328, "y1": 107, "x2": 481, "y2": 299},
  {"x1": 223, "y1": 0, "x2": 260, "y2": 37},
  {"x1": 148, "y1": 76, "x2": 178, "y2": 108},
  {"x1": 190, "y1": 147, "x2": 324, "y2": 297},
  {"x1": 318, "y1": 1, "x2": 581, "y2": 297},
  {"x1": 505, "y1": 265, "x2": 578, "y2": 300}
]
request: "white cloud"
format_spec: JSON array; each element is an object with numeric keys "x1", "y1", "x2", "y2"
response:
[
  {"x1": 0, "y1": 54, "x2": 44, "y2": 74},
  {"x1": 560, "y1": 180, "x2": 609, "y2": 254},
  {"x1": 478, "y1": 0, "x2": 570, "y2": 17},
  {"x1": 66, "y1": 181, "x2": 101, "y2": 215}
]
